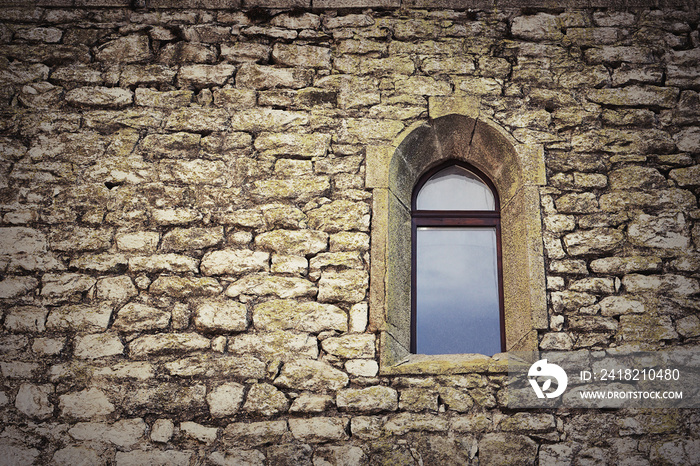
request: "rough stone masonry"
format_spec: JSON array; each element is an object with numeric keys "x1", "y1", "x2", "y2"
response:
[{"x1": 0, "y1": 0, "x2": 699, "y2": 464}]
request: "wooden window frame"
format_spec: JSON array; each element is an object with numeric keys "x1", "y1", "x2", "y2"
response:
[{"x1": 410, "y1": 161, "x2": 506, "y2": 354}]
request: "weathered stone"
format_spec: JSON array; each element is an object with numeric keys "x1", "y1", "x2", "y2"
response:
[
  {"x1": 563, "y1": 228, "x2": 624, "y2": 256},
  {"x1": 194, "y1": 299, "x2": 248, "y2": 333},
  {"x1": 345, "y1": 359, "x2": 378, "y2": 377},
  {"x1": 165, "y1": 354, "x2": 265, "y2": 379},
  {"x1": 336, "y1": 386, "x2": 397, "y2": 413},
  {"x1": 52, "y1": 446, "x2": 103, "y2": 466},
  {"x1": 220, "y1": 42, "x2": 271, "y2": 63},
  {"x1": 115, "y1": 450, "x2": 192, "y2": 466},
  {"x1": 511, "y1": 13, "x2": 562, "y2": 41},
  {"x1": 223, "y1": 421, "x2": 287, "y2": 448},
  {"x1": 255, "y1": 230, "x2": 328, "y2": 255},
  {"x1": 600, "y1": 189, "x2": 696, "y2": 212},
  {"x1": 40, "y1": 272, "x2": 95, "y2": 302},
  {"x1": 623, "y1": 274, "x2": 699, "y2": 296},
  {"x1": 670, "y1": 165, "x2": 700, "y2": 187},
  {"x1": 609, "y1": 166, "x2": 666, "y2": 190},
  {"x1": 230, "y1": 109, "x2": 308, "y2": 132},
  {"x1": 478, "y1": 433, "x2": 538, "y2": 466},
  {"x1": 70, "y1": 253, "x2": 128, "y2": 273},
  {"x1": 253, "y1": 299, "x2": 347, "y2": 333},
  {"x1": 275, "y1": 359, "x2": 348, "y2": 391},
  {"x1": 74, "y1": 333, "x2": 124, "y2": 359},
  {"x1": 0, "y1": 276, "x2": 37, "y2": 299},
  {"x1": 676, "y1": 315, "x2": 700, "y2": 338},
  {"x1": 628, "y1": 214, "x2": 690, "y2": 252},
  {"x1": 599, "y1": 296, "x2": 645, "y2": 316},
  {"x1": 289, "y1": 417, "x2": 348, "y2": 443},
  {"x1": 129, "y1": 254, "x2": 198, "y2": 274},
  {"x1": 96, "y1": 275, "x2": 137, "y2": 305},
  {"x1": 129, "y1": 333, "x2": 210, "y2": 358},
  {"x1": 201, "y1": 249, "x2": 269, "y2": 276},
  {"x1": 674, "y1": 127, "x2": 700, "y2": 153},
  {"x1": 151, "y1": 419, "x2": 174, "y2": 443},
  {"x1": 228, "y1": 330, "x2": 318, "y2": 360},
  {"x1": 384, "y1": 413, "x2": 449, "y2": 435},
  {"x1": 243, "y1": 383, "x2": 289, "y2": 416},
  {"x1": 4, "y1": 306, "x2": 47, "y2": 332},
  {"x1": 590, "y1": 256, "x2": 662, "y2": 274},
  {"x1": 95, "y1": 35, "x2": 151, "y2": 63},
  {"x1": 322, "y1": 334, "x2": 375, "y2": 359},
  {"x1": 318, "y1": 270, "x2": 368, "y2": 303},
  {"x1": 68, "y1": 418, "x2": 147, "y2": 448},
  {"x1": 254, "y1": 132, "x2": 330, "y2": 157},
  {"x1": 181, "y1": 421, "x2": 218, "y2": 444},
  {"x1": 555, "y1": 192, "x2": 599, "y2": 214},
  {"x1": 551, "y1": 291, "x2": 597, "y2": 313},
  {"x1": 236, "y1": 63, "x2": 313, "y2": 89},
  {"x1": 212, "y1": 87, "x2": 257, "y2": 108},
  {"x1": 49, "y1": 227, "x2": 112, "y2": 252},
  {"x1": 619, "y1": 314, "x2": 679, "y2": 343},
  {"x1": 113, "y1": 302, "x2": 170, "y2": 332},
  {"x1": 273, "y1": 43, "x2": 331, "y2": 69},
  {"x1": 540, "y1": 332, "x2": 574, "y2": 350},
  {"x1": 290, "y1": 393, "x2": 334, "y2": 414},
  {"x1": 177, "y1": 64, "x2": 235, "y2": 89},
  {"x1": 59, "y1": 388, "x2": 114, "y2": 419},
  {"x1": 121, "y1": 64, "x2": 177, "y2": 87},
  {"x1": 115, "y1": 231, "x2": 159, "y2": 253},
  {"x1": 251, "y1": 178, "x2": 330, "y2": 201},
  {"x1": 65, "y1": 86, "x2": 133, "y2": 109},
  {"x1": 226, "y1": 273, "x2": 316, "y2": 299},
  {"x1": 307, "y1": 200, "x2": 370, "y2": 233},
  {"x1": 46, "y1": 304, "x2": 112, "y2": 332},
  {"x1": 15, "y1": 383, "x2": 53, "y2": 419},
  {"x1": 149, "y1": 276, "x2": 222, "y2": 297},
  {"x1": 399, "y1": 388, "x2": 439, "y2": 412}
]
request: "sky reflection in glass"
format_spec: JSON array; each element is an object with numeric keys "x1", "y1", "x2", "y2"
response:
[
  {"x1": 415, "y1": 227, "x2": 501, "y2": 356},
  {"x1": 416, "y1": 165, "x2": 495, "y2": 211}
]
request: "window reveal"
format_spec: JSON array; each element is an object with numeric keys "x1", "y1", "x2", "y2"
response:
[{"x1": 411, "y1": 163, "x2": 505, "y2": 355}]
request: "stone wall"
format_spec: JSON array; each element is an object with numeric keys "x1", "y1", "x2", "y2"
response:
[{"x1": 0, "y1": 2, "x2": 699, "y2": 465}]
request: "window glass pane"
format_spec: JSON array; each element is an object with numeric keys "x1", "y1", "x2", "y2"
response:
[
  {"x1": 416, "y1": 165, "x2": 495, "y2": 211},
  {"x1": 415, "y1": 227, "x2": 501, "y2": 356}
]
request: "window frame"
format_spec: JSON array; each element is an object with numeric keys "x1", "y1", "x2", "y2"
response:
[{"x1": 410, "y1": 161, "x2": 506, "y2": 355}]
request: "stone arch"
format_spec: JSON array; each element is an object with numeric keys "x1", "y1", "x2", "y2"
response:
[{"x1": 369, "y1": 112, "x2": 548, "y2": 373}]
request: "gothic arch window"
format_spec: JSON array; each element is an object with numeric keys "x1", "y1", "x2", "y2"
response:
[
  {"x1": 411, "y1": 162, "x2": 505, "y2": 356},
  {"x1": 367, "y1": 110, "x2": 548, "y2": 374}
]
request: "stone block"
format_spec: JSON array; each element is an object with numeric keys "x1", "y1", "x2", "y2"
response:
[
  {"x1": 318, "y1": 270, "x2": 368, "y2": 303},
  {"x1": 563, "y1": 228, "x2": 624, "y2": 256},
  {"x1": 4, "y1": 306, "x2": 47, "y2": 332},
  {"x1": 177, "y1": 64, "x2": 235, "y2": 89},
  {"x1": 74, "y1": 333, "x2": 124, "y2": 359},
  {"x1": 236, "y1": 63, "x2": 313, "y2": 89},
  {"x1": 272, "y1": 43, "x2": 331, "y2": 69},
  {"x1": 228, "y1": 330, "x2": 318, "y2": 360},
  {"x1": 15, "y1": 383, "x2": 53, "y2": 419},
  {"x1": 59, "y1": 388, "x2": 114, "y2": 419},
  {"x1": 289, "y1": 417, "x2": 348, "y2": 443},
  {"x1": 478, "y1": 433, "x2": 538, "y2": 466},
  {"x1": 243, "y1": 383, "x2": 289, "y2": 416},
  {"x1": 223, "y1": 421, "x2": 287, "y2": 448},
  {"x1": 115, "y1": 450, "x2": 192, "y2": 466},
  {"x1": 274, "y1": 359, "x2": 348, "y2": 391},
  {"x1": 201, "y1": 249, "x2": 269, "y2": 276},
  {"x1": 193, "y1": 299, "x2": 248, "y2": 332},
  {"x1": 253, "y1": 299, "x2": 347, "y2": 333},
  {"x1": 46, "y1": 304, "x2": 111, "y2": 332},
  {"x1": 322, "y1": 333, "x2": 375, "y2": 358},
  {"x1": 149, "y1": 276, "x2": 222, "y2": 297},
  {"x1": 180, "y1": 421, "x2": 218, "y2": 444},
  {"x1": 129, "y1": 333, "x2": 210, "y2": 358},
  {"x1": 113, "y1": 302, "x2": 170, "y2": 332},
  {"x1": 95, "y1": 35, "x2": 151, "y2": 63},
  {"x1": 254, "y1": 132, "x2": 330, "y2": 157},
  {"x1": 128, "y1": 254, "x2": 199, "y2": 274},
  {"x1": 307, "y1": 200, "x2": 370, "y2": 233}
]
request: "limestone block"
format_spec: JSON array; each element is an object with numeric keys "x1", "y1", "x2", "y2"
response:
[
  {"x1": 337, "y1": 386, "x2": 397, "y2": 412},
  {"x1": 229, "y1": 108, "x2": 309, "y2": 132},
  {"x1": 68, "y1": 418, "x2": 147, "y2": 448},
  {"x1": 351, "y1": 415, "x2": 386, "y2": 440},
  {"x1": 676, "y1": 315, "x2": 700, "y2": 338},
  {"x1": 270, "y1": 12, "x2": 320, "y2": 29},
  {"x1": 0, "y1": 439, "x2": 40, "y2": 466},
  {"x1": 228, "y1": 330, "x2": 318, "y2": 360},
  {"x1": 129, "y1": 333, "x2": 210, "y2": 358},
  {"x1": 226, "y1": 273, "x2": 316, "y2": 299},
  {"x1": 223, "y1": 421, "x2": 287, "y2": 448},
  {"x1": 149, "y1": 276, "x2": 222, "y2": 297},
  {"x1": 201, "y1": 249, "x2": 269, "y2": 276},
  {"x1": 563, "y1": 228, "x2": 624, "y2": 256},
  {"x1": 569, "y1": 316, "x2": 618, "y2": 332},
  {"x1": 220, "y1": 42, "x2": 271, "y2": 62},
  {"x1": 182, "y1": 24, "x2": 234, "y2": 43},
  {"x1": 206, "y1": 382, "x2": 246, "y2": 417},
  {"x1": 0, "y1": 277, "x2": 36, "y2": 300},
  {"x1": 499, "y1": 413, "x2": 556, "y2": 432},
  {"x1": 345, "y1": 359, "x2": 378, "y2": 377},
  {"x1": 32, "y1": 337, "x2": 64, "y2": 356},
  {"x1": 158, "y1": 42, "x2": 216, "y2": 65},
  {"x1": 0, "y1": 227, "x2": 46, "y2": 255},
  {"x1": 208, "y1": 449, "x2": 266, "y2": 466},
  {"x1": 349, "y1": 303, "x2": 368, "y2": 333},
  {"x1": 165, "y1": 354, "x2": 265, "y2": 379},
  {"x1": 255, "y1": 229, "x2": 328, "y2": 255},
  {"x1": 289, "y1": 393, "x2": 334, "y2": 413},
  {"x1": 46, "y1": 304, "x2": 112, "y2": 332},
  {"x1": 253, "y1": 299, "x2": 347, "y2": 333},
  {"x1": 549, "y1": 259, "x2": 588, "y2": 275},
  {"x1": 274, "y1": 359, "x2": 348, "y2": 391},
  {"x1": 4, "y1": 306, "x2": 47, "y2": 332},
  {"x1": 0, "y1": 361, "x2": 39, "y2": 379},
  {"x1": 215, "y1": 209, "x2": 264, "y2": 228},
  {"x1": 599, "y1": 296, "x2": 645, "y2": 316},
  {"x1": 52, "y1": 446, "x2": 103, "y2": 466},
  {"x1": 674, "y1": 127, "x2": 700, "y2": 153},
  {"x1": 116, "y1": 231, "x2": 159, "y2": 253},
  {"x1": 242, "y1": 25, "x2": 297, "y2": 40},
  {"x1": 160, "y1": 226, "x2": 223, "y2": 251},
  {"x1": 438, "y1": 387, "x2": 474, "y2": 412},
  {"x1": 551, "y1": 291, "x2": 597, "y2": 313},
  {"x1": 49, "y1": 227, "x2": 112, "y2": 252},
  {"x1": 177, "y1": 64, "x2": 235, "y2": 89},
  {"x1": 151, "y1": 419, "x2": 174, "y2": 443},
  {"x1": 19, "y1": 82, "x2": 63, "y2": 109},
  {"x1": 384, "y1": 413, "x2": 449, "y2": 435},
  {"x1": 212, "y1": 88, "x2": 257, "y2": 108},
  {"x1": 96, "y1": 275, "x2": 137, "y2": 304},
  {"x1": 70, "y1": 253, "x2": 128, "y2": 273},
  {"x1": 271, "y1": 254, "x2": 308, "y2": 275},
  {"x1": 590, "y1": 256, "x2": 662, "y2": 274},
  {"x1": 539, "y1": 333, "x2": 574, "y2": 350},
  {"x1": 318, "y1": 270, "x2": 368, "y2": 303},
  {"x1": 670, "y1": 165, "x2": 700, "y2": 187},
  {"x1": 15, "y1": 383, "x2": 53, "y2": 418},
  {"x1": 243, "y1": 383, "x2": 289, "y2": 416},
  {"x1": 0, "y1": 62, "x2": 49, "y2": 84},
  {"x1": 628, "y1": 214, "x2": 690, "y2": 252},
  {"x1": 139, "y1": 132, "x2": 201, "y2": 159},
  {"x1": 113, "y1": 302, "x2": 170, "y2": 332},
  {"x1": 65, "y1": 86, "x2": 133, "y2": 109},
  {"x1": 623, "y1": 274, "x2": 699, "y2": 296},
  {"x1": 309, "y1": 252, "x2": 364, "y2": 280},
  {"x1": 619, "y1": 314, "x2": 678, "y2": 342},
  {"x1": 181, "y1": 421, "x2": 218, "y2": 444},
  {"x1": 95, "y1": 35, "x2": 151, "y2": 63},
  {"x1": 314, "y1": 446, "x2": 366, "y2": 466},
  {"x1": 399, "y1": 388, "x2": 438, "y2": 412},
  {"x1": 164, "y1": 108, "x2": 229, "y2": 132},
  {"x1": 478, "y1": 433, "x2": 538, "y2": 466},
  {"x1": 129, "y1": 254, "x2": 198, "y2": 274},
  {"x1": 74, "y1": 333, "x2": 124, "y2": 359},
  {"x1": 322, "y1": 333, "x2": 375, "y2": 358},
  {"x1": 194, "y1": 299, "x2": 248, "y2": 332},
  {"x1": 272, "y1": 43, "x2": 331, "y2": 69},
  {"x1": 254, "y1": 131, "x2": 330, "y2": 157},
  {"x1": 569, "y1": 277, "x2": 615, "y2": 294},
  {"x1": 393, "y1": 75, "x2": 451, "y2": 96},
  {"x1": 261, "y1": 204, "x2": 308, "y2": 229},
  {"x1": 324, "y1": 14, "x2": 374, "y2": 28},
  {"x1": 236, "y1": 63, "x2": 313, "y2": 89},
  {"x1": 343, "y1": 118, "x2": 404, "y2": 143},
  {"x1": 307, "y1": 200, "x2": 370, "y2": 233},
  {"x1": 115, "y1": 450, "x2": 192, "y2": 466},
  {"x1": 289, "y1": 417, "x2": 348, "y2": 443},
  {"x1": 59, "y1": 388, "x2": 114, "y2": 419},
  {"x1": 609, "y1": 166, "x2": 666, "y2": 190},
  {"x1": 121, "y1": 64, "x2": 177, "y2": 86}
]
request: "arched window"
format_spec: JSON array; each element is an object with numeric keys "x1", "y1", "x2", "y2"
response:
[{"x1": 411, "y1": 163, "x2": 505, "y2": 356}]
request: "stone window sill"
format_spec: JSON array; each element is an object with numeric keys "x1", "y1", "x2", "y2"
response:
[{"x1": 379, "y1": 352, "x2": 511, "y2": 376}]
